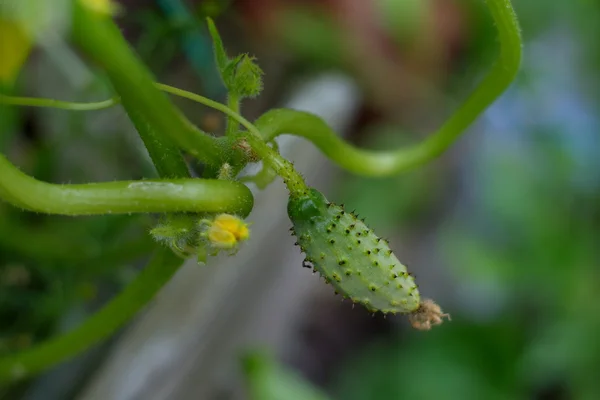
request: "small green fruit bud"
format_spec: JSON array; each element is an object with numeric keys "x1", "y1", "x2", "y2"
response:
[
  {"x1": 287, "y1": 188, "x2": 449, "y2": 328},
  {"x1": 223, "y1": 54, "x2": 264, "y2": 98}
]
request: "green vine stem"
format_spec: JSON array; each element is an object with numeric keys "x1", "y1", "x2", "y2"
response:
[
  {"x1": 0, "y1": 93, "x2": 120, "y2": 110},
  {"x1": 252, "y1": 0, "x2": 521, "y2": 177},
  {"x1": 0, "y1": 247, "x2": 183, "y2": 382},
  {"x1": 0, "y1": 154, "x2": 254, "y2": 216},
  {"x1": 226, "y1": 92, "x2": 241, "y2": 136},
  {"x1": 154, "y1": 84, "x2": 308, "y2": 195},
  {"x1": 0, "y1": 0, "x2": 523, "y2": 382},
  {"x1": 0, "y1": 83, "x2": 307, "y2": 194},
  {"x1": 71, "y1": 2, "x2": 221, "y2": 176},
  {"x1": 3, "y1": 0, "x2": 521, "y2": 181}
]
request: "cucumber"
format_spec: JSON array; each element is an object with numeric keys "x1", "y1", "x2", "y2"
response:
[{"x1": 287, "y1": 188, "x2": 421, "y2": 315}]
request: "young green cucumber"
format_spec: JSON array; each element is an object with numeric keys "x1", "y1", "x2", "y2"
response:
[{"x1": 287, "y1": 188, "x2": 420, "y2": 315}]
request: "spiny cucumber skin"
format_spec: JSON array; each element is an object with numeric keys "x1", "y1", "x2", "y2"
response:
[{"x1": 287, "y1": 189, "x2": 420, "y2": 314}]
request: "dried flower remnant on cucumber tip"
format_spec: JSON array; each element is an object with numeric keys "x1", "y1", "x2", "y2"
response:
[
  {"x1": 287, "y1": 188, "x2": 449, "y2": 330},
  {"x1": 409, "y1": 298, "x2": 451, "y2": 331}
]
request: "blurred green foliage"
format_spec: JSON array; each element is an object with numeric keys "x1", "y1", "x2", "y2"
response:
[
  {"x1": 1, "y1": 62, "x2": 154, "y2": 397},
  {"x1": 324, "y1": 2, "x2": 600, "y2": 399},
  {"x1": 243, "y1": 351, "x2": 332, "y2": 400},
  {"x1": 335, "y1": 125, "x2": 444, "y2": 229},
  {"x1": 1, "y1": 0, "x2": 599, "y2": 398},
  {"x1": 330, "y1": 125, "x2": 600, "y2": 398}
]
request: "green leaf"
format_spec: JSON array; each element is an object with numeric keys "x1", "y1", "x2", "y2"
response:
[
  {"x1": 242, "y1": 351, "x2": 331, "y2": 400},
  {"x1": 0, "y1": 17, "x2": 32, "y2": 84},
  {"x1": 206, "y1": 17, "x2": 264, "y2": 98},
  {"x1": 206, "y1": 16, "x2": 229, "y2": 73}
]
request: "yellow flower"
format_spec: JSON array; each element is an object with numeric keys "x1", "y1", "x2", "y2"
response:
[{"x1": 206, "y1": 214, "x2": 250, "y2": 249}]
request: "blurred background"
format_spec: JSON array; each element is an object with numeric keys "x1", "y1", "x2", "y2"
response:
[{"x1": 1, "y1": 0, "x2": 599, "y2": 399}]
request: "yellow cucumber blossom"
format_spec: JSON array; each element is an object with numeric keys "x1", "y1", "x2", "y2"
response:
[{"x1": 206, "y1": 214, "x2": 250, "y2": 250}]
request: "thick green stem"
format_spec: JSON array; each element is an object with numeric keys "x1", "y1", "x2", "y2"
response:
[
  {"x1": 0, "y1": 247, "x2": 183, "y2": 382},
  {"x1": 154, "y1": 84, "x2": 308, "y2": 194},
  {"x1": 0, "y1": 82, "x2": 305, "y2": 194},
  {"x1": 225, "y1": 93, "x2": 240, "y2": 136},
  {"x1": 253, "y1": 0, "x2": 521, "y2": 177},
  {"x1": 0, "y1": 153, "x2": 254, "y2": 216},
  {"x1": 71, "y1": 2, "x2": 221, "y2": 176},
  {"x1": 244, "y1": 135, "x2": 307, "y2": 195}
]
